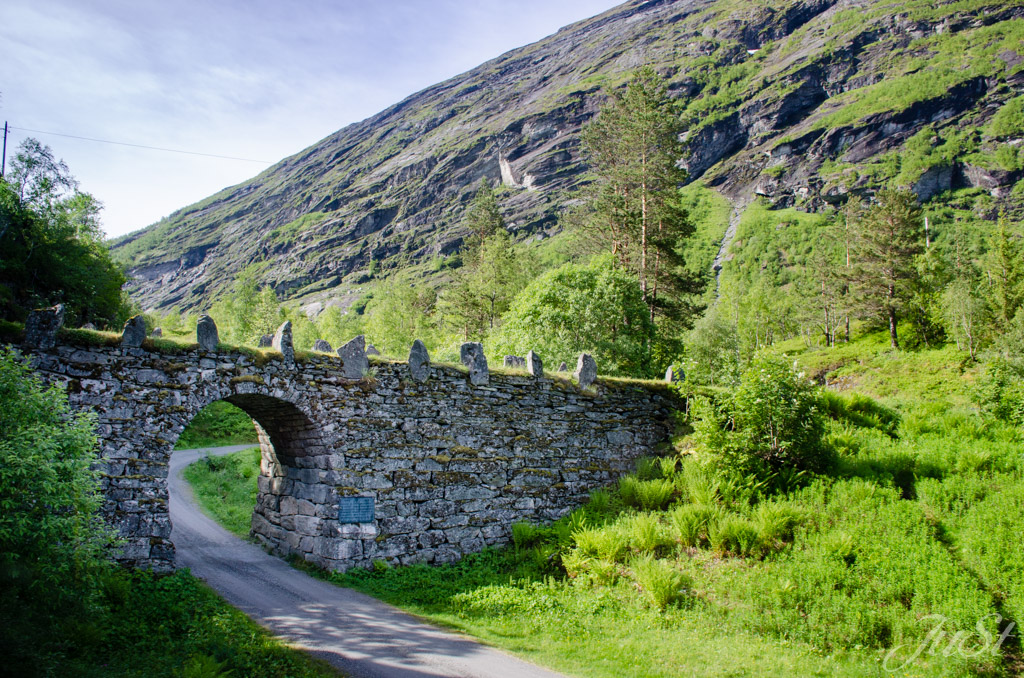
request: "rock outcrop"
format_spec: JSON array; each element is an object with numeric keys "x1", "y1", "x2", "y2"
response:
[{"x1": 112, "y1": 0, "x2": 1024, "y2": 313}]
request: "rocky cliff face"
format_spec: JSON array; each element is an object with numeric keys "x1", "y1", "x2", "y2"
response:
[{"x1": 112, "y1": 0, "x2": 1024, "y2": 312}]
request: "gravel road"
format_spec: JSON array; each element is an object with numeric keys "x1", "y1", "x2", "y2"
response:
[{"x1": 169, "y1": 445, "x2": 564, "y2": 678}]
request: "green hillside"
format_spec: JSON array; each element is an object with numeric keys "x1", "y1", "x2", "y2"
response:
[{"x1": 111, "y1": 0, "x2": 1024, "y2": 319}]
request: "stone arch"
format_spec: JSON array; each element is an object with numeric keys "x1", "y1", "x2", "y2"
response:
[{"x1": 176, "y1": 390, "x2": 336, "y2": 561}]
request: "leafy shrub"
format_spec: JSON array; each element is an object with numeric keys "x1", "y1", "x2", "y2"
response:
[
  {"x1": 631, "y1": 555, "x2": 689, "y2": 610},
  {"x1": 634, "y1": 478, "x2": 675, "y2": 510},
  {"x1": 562, "y1": 551, "x2": 619, "y2": 586},
  {"x1": 821, "y1": 531, "x2": 857, "y2": 566},
  {"x1": 572, "y1": 525, "x2": 628, "y2": 562},
  {"x1": 709, "y1": 515, "x2": 763, "y2": 558},
  {"x1": 488, "y1": 254, "x2": 656, "y2": 377},
  {"x1": 752, "y1": 503, "x2": 804, "y2": 546},
  {"x1": 620, "y1": 474, "x2": 676, "y2": 510},
  {"x1": 691, "y1": 355, "x2": 833, "y2": 487},
  {"x1": 586, "y1": 488, "x2": 612, "y2": 515},
  {"x1": 669, "y1": 503, "x2": 720, "y2": 547},
  {"x1": 618, "y1": 475, "x2": 640, "y2": 506},
  {"x1": 972, "y1": 358, "x2": 1024, "y2": 426},
  {"x1": 634, "y1": 456, "x2": 662, "y2": 480},
  {"x1": 677, "y1": 460, "x2": 721, "y2": 506},
  {"x1": 625, "y1": 513, "x2": 673, "y2": 554},
  {"x1": 0, "y1": 348, "x2": 111, "y2": 672},
  {"x1": 658, "y1": 455, "x2": 679, "y2": 479}
]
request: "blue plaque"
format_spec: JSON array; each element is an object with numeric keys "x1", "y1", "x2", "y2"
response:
[{"x1": 338, "y1": 496, "x2": 375, "y2": 523}]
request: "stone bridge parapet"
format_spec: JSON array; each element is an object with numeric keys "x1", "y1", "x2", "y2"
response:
[{"x1": 19, "y1": 332, "x2": 678, "y2": 572}]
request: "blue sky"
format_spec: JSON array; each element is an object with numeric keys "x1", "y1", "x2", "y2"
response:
[{"x1": 0, "y1": 0, "x2": 621, "y2": 238}]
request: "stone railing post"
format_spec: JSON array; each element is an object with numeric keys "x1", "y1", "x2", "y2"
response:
[
  {"x1": 575, "y1": 353, "x2": 597, "y2": 389},
  {"x1": 337, "y1": 335, "x2": 368, "y2": 379},
  {"x1": 409, "y1": 339, "x2": 430, "y2": 382},
  {"x1": 460, "y1": 342, "x2": 488, "y2": 386},
  {"x1": 24, "y1": 303, "x2": 65, "y2": 349},
  {"x1": 526, "y1": 350, "x2": 543, "y2": 377},
  {"x1": 121, "y1": 315, "x2": 147, "y2": 347},
  {"x1": 273, "y1": 321, "x2": 294, "y2": 365},
  {"x1": 197, "y1": 315, "x2": 219, "y2": 351}
]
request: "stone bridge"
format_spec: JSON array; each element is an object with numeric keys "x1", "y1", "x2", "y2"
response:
[{"x1": 17, "y1": 310, "x2": 677, "y2": 573}]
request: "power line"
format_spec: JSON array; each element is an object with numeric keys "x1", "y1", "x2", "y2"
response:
[{"x1": 8, "y1": 125, "x2": 274, "y2": 164}]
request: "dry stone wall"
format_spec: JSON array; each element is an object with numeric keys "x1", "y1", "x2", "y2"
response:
[{"x1": 20, "y1": 340, "x2": 677, "y2": 573}]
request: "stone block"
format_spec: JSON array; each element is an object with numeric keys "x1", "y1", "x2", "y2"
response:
[
  {"x1": 460, "y1": 342, "x2": 488, "y2": 386},
  {"x1": 503, "y1": 355, "x2": 526, "y2": 368},
  {"x1": 24, "y1": 304, "x2": 65, "y2": 349},
  {"x1": 379, "y1": 516, "x2": 431, "y2": 534},
  {"x1": 293, "y1": 515, "x2": 321, "y2": 536},
  {"x1": 273, "y1": 321, "x2": 294, "y2": 365},
  {"x1": 526, "y1": 350, "x2": 543, "y2": 377},
  {"x1": 121, "y1": 315, "x2": 147, "y2": 348},
  {"x1": 444, "y1": 485, "x2": 497, "y2": 501},
  {"x1": 316, "y1": 538, "x2": 363, "y2": 561},
  {"x1": 197, "y1": 315, "x2": 219, "y2": 351},
  {"x1": 574, "y1": 353, "x2": 597, "y2": 389},
  {"x1": 337, "y1": 335, "x2": 368, "y2": 379},
  {"x1": 408, "y1": 339, "x2": 431, "y2": 382}
]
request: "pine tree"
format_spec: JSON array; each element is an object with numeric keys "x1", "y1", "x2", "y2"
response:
[
  {"x1": 580, "y1": 66, "x2": 699, "y2": 325},
  {"x1": 848, "y1": 188, "x2": 925, "y2": 349},
  {"x1": 437, "y1": 183, "x2": 525, "y2": 340},
  {"x1": 462, "y1": 179, "x2": 505, "y2": 264},
  {"x1": 800, "y1": 230, "x2": 845, "y2": 347},
  {"x1": 439, "y1": 230, "x2": 525, "y2": 339},
  {"x1": 982, "y1": 212, "x2": 1023, "y2": 327}
]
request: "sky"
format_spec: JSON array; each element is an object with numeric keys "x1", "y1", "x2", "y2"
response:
[{"x1": 0, "y1": 0, "x2": 622, "y2": 239}]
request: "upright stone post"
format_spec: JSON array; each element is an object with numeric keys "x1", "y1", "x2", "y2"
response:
[
  {"x1": 196, "y1": 315, "x2": 219, "y2": 351},
  {"x1": 526, "y1": 350, "x2": 543, "y2": 377},
  {"x1": 408, "y1": 339, "x2": 431, "y2": 382},
  {"x1": 24, "y1": 303, "x2": 65, "y2": 349},
  {"x1": 121, "y1": 314, "x2": 147, "y2": 348},
  {"x1": 258, "y1": 334, "x2": 273, "y2": 347},
  {"x1": 366, "y1": 343, "x2": 381, "y2": 356},
  {"x1": 313, "y1": 339, "x2": 333, "y2": 353},
  {"x1": 557, "y1": 362, "x2": 568, "y2": 372},
  {"x1": 460, "y1": 342, "x2": 489, "y2": 386},
  {"x1": 273, "y1": 321, "x2": 295, "y2": 365},
  {"x1": 575, "y1": 353, "x2": 597, "y2": 389},
  {"x1": 337, "y1": 335, "x2": 369, "y2": 379}
]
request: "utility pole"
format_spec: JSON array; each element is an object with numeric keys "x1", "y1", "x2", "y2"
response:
[{"x1": 1, "y1": 121, "x2": 7, "y2": 178}]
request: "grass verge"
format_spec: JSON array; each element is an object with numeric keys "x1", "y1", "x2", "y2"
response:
[{"x1": 183, "y1": 447, "x2": 262, "y2": 537}]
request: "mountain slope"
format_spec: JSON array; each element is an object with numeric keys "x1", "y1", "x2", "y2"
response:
[{"x1": 111, "y1": 0, "x2": 1024, "y2": 313}]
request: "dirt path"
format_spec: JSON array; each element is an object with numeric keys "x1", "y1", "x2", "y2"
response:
[{"x1": 170, "y1": 446, "x2": 564, "y2": 678}]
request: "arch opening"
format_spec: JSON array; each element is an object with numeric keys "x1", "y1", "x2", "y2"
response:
[{"x1": 170, "y1": 393, "x2": 333, "y2": 563}]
